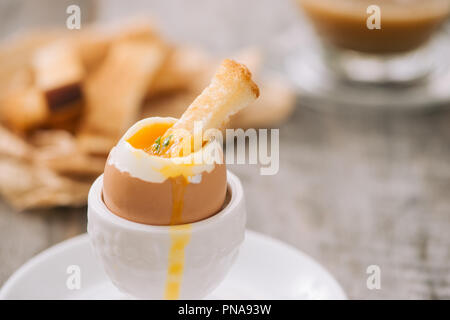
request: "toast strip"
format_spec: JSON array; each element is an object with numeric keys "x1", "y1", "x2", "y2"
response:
[
  {"x1": 81, "y1": 40, "x2": 167, "y2": 140},
  {"x1": 32, "y1": 41, "x2": 85, "y2": 104},
  {"x1": 158, "y1": 59, "x2": 259, "y2": 157}
]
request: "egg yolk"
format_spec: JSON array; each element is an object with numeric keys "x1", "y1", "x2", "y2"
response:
[
  {"x1": 127, "y1": 121, "x2": 198, "y2": 158},
  {"x1": 126, "y1": 122, "x2": 173, "y2": 151}
]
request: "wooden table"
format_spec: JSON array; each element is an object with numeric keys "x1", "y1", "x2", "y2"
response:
[
  {"x1": 1, "y1": 0, "x2": 450, "y2": 300},
  {"x1": 1, "y1": 105, "x2": 449, "y2": 299},
  {"x1": 232, "y1": 107, "x2": 450, "y2": 299}
]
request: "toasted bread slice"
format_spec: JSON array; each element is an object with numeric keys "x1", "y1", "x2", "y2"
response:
[
  {"x1": 75, "y1": 21, "x2": 159, "y2": 73},
  {"x1": 157, "y1": 59, "x2": 259, "y2": 157},
  {"x1": 80, "y1": 39, "x2": 167, "y2": 141},
  {"x1": 0, "y1": 31, "x2": 63, "y2": 100},
  {"x1": 77, "y1": 132, "x2": 118, "y2": 156},
  {"x1": 32, "y1": 40, "x2": 85, "y2": 109},
  {"x1": 0, "y1": 87, "x2": 48, "y2": 132}
]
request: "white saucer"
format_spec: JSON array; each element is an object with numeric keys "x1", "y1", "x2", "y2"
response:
[{"x1": 0, "y1": 230, "x2": 346, "y2": 300}]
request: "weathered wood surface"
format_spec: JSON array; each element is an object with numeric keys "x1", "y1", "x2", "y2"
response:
[
  {"x1": 1, "y1": 0, "x2": 450, "y2": 300},
  {"x1": 232, "y1": 107, "x2": 450, "y2": 299},
  {"x1": 1, "y1": 106, "x2": 449, "y2": 299}
]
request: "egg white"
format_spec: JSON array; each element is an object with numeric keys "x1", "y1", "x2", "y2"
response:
[{"x1": 107, "y1": 117, "x2": 223, "y2": 184}]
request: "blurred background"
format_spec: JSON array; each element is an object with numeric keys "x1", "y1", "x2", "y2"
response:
[{"x1": 0, "y1": 0, "x2": 450, "y2": 299}]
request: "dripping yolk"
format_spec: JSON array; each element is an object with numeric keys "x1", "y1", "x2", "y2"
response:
[{"x1": 128, "y1": 123, "x2": 193, "y2": 300}]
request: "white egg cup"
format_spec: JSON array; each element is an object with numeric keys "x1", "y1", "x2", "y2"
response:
[{"x1": 87, "y1": 170, "x2": 246, "y2": 299}]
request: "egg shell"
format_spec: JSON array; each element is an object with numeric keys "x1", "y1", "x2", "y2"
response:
[{"x1": 103, "y1": 162, "x2": 227, "y2": 225}]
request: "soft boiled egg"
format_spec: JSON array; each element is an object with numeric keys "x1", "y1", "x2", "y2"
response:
[{"x1": 102, "y1": 116, "x2": 227, "y2": 226}]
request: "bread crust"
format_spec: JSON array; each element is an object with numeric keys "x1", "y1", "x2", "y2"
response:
[{"x1": 216, "y1": 59, "x2": 260, "y2": 98}]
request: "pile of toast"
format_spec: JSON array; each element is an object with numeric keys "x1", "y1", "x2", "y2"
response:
[{"x1": 0, "y1": 21, "x2": 295, "y2": 210}]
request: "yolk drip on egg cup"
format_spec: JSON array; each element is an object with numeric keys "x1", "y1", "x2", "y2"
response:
[{"x1": 103, "y1": 119, "x2": 228, "y2": 300}]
